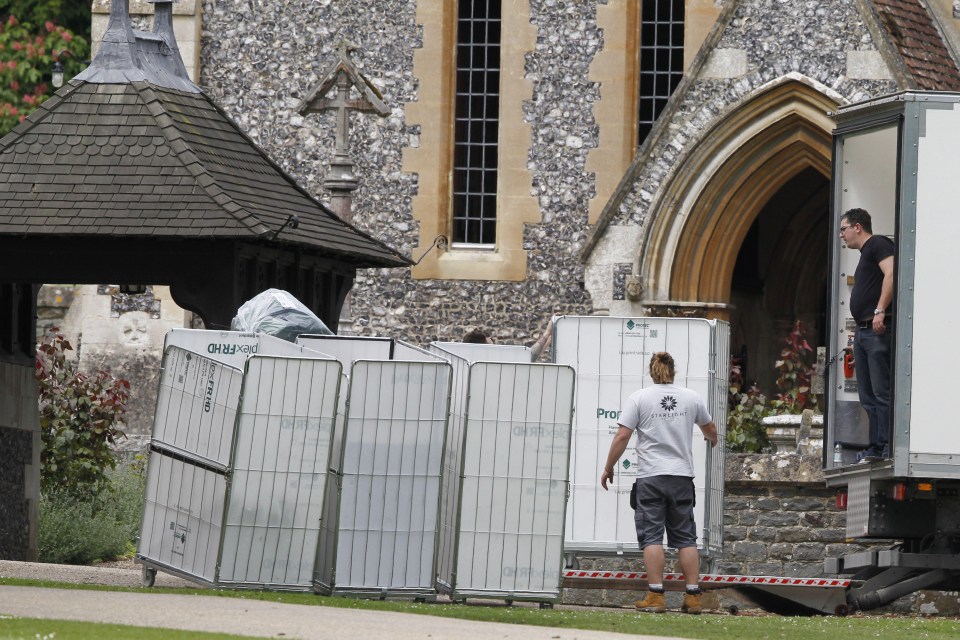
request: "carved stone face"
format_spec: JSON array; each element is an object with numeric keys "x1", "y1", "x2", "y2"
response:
[{"x1": 119, "y1": 311, "x2": 151, "y2": 345}]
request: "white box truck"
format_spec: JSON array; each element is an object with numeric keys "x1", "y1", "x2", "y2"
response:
[{"x1": 824, "y1": 91, "x2": 960, "y2": 609}]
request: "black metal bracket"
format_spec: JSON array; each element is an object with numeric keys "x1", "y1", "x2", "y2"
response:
[
  {"x1": 270, "y1": 214, "x2": 300, "y2": 240},
  {"x1": 413, "y1": 235, "x2": 448, "y2": 265}
]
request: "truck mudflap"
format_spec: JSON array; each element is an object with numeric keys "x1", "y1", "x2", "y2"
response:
[{"x1": 561, "y1": 570, "x2": 856, "y2": 616}]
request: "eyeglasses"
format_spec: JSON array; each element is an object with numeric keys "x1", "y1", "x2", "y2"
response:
[{"x1": 839, "y1": 225, "x2": 851, "y2": 233}]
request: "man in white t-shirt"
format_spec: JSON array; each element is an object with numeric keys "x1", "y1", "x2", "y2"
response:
[{"x1": 600, "y1": 351, "x2": 718, "y2": 614}]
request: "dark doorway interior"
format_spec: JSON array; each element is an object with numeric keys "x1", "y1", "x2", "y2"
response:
[{"x1": 729, "y1": 167, "x2": 830, "y2": 393}]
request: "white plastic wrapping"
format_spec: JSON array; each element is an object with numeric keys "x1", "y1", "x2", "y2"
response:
[{"x1": 230, "y1": 289, "x2": 332, "y2": 342}]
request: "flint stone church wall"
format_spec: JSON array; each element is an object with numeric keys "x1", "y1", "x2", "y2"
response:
[
  {"x1": 198, "y1": 0, "x2": 597, "y2": 345},
  {"x1": 609, "y1": 0, "x2": 898, "y2": 232}
]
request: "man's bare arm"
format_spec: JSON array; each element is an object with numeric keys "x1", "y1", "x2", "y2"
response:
[
  {"x1": 874, "y1": 255, "x2": 894, "y2": 333},
  {"x1": 600, "y1": 426, "x2": 633, "y2": 490},
  {"x1": 700, "y1": 421, "x2": 718, "y2": 447}
]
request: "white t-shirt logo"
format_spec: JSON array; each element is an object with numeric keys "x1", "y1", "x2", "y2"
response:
[{"x1": 660, "y1": 395, "x2": 677, "y2": 411}]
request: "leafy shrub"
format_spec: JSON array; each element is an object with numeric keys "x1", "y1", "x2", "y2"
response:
[
  {"x1": 35, "y1": 329, "x2": 130, "y2": 501},
  {"x1": 726, "y1": 382, "x2": 771, "y2": 452},
  {"x1": 769, "y1": 320, "x2": 818, "y2": 414},
  {"x1": 726, "y1": 320, "x2": 818, "y2": 452},
  {"x1": 38, "y1": 462, "x2": 145, "y2": 565}
]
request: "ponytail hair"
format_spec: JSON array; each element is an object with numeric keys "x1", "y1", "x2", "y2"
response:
[{"x1": 650, "y1": 352, "x2": 675, "y2": 384}]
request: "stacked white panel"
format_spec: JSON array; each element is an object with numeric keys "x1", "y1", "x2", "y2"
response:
[
  {"x1": 218, "y1": 356, "x2": 341, "y2": 588},
  {"x1": 552, "y1": 316, "x2": 727, "y2": 554},
  {"x1": 305, "y1": 336, "x2": 452, "y2": 597},
  {"x1": 337, "y1": 361, "x2": 448, "y2": 592},
  {"x1": 431, "y1": 344, "x2": 471, "y2": 593},
  {"x1": 704, "y1": 321, "x2": 729, "y2": 557},
  {"x1": 430, "y1": 341, "x2": 533, "y2": 363},
  {"x1": 458, "y1": 362, "x2": 574, "y2": 597},
  {"x1": 165, "y1": 328, "x2": 323, "y2": 368},
  {"x1": 139, "y1": 331, "x2": 341, "y2": 590},
  {"x1": 430, "y1": 342, "x2": 575, "y2": 602},
  {"x1": 139, "y1": 346, "x2": 242, "y2": 582},
  {"x1": 140, "y1": 454, "x2": 226, "y2": 582}
]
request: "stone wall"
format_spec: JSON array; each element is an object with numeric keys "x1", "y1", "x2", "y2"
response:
[
  {"x1": 36, "y1": 286, "x2": 75, "y2": 339},
  {"x1": 0, "y1": 361, "x2": 40, "y2": 561},
  {"x1": 607, "y1": 0, "x2": 898, "y2": 231}
]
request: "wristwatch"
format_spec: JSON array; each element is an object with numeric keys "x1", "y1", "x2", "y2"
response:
[{"x1": 873, "y1": 308, "x2": 885, "y2": 315}]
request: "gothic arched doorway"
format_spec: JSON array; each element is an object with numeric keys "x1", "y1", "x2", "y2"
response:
[{"x1": 638, "y1": 78, "x2": 837, "y2": 389}]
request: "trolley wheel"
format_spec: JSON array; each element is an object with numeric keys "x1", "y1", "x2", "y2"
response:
[
  {"x1": 414, "y1": 597, "x2": 426, "y2": 603},
  {"x1": 141, "y1": 566, "x2": 156, "y2": 588},
  {"x1": 539, "y1": 602, "x2": 554, "y2": 610},
  {"x1": 505, "y1": 599, "x2": 513, "y2": 606},
  {"x1": 834, "y1": 604, "x2": 849, "y2": 617},
  {"x1": 727, "y1": 605, "x2": 739, "y2": 616}
]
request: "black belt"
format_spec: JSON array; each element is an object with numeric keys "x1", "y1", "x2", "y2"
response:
[{"x1": 859, "y1": 319, "x2": 893, "y2": 330}]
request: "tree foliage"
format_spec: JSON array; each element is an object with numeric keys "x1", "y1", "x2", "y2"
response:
[
  {"x1": 35, "y1": 329, "x2": 130, "y2": 501},
  {"x1": 0, "y1": 0, "x2": 92, "y2": 36},
  {"x1": 0, "y1": 9, "x2": 88, "y2": 133}
]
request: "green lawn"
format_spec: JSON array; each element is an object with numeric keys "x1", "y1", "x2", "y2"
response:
[
  {"x1": 1, "y1": 578, "x2": 958, "y2": 640},
  {"x1": 0, "y1": 615, "x2": 253, "y2": 640}
]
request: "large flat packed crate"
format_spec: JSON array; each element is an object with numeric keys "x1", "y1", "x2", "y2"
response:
[
  {"x1": 137, "y1": 330, "x2": 341, "y2": 590},
  {"x1": 552, "y1": 316, "x2": 728, "y2": 558},
  {"x1": 428, "y1": 342, "x2": 575, "y2": 604},
  {"x1": 296, "y1": 336, "x2": 452, "y2": 598}
]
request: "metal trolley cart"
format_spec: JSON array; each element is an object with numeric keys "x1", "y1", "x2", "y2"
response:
[
  {"x1": 137, "y1": 330, "x2": 341, "y2": 590},
  {"x1": 552, "y1": 316, "x2": 729, "y2": 561},
  {"x1": 429, "y1": 342, "x2": 575, "y2": 606},
  {"x1": 297, "y1": 336, "x2": 452, "y2": 598},
  {"x1": 824, "y1": 91, "x2": 960, "y2": 610}
]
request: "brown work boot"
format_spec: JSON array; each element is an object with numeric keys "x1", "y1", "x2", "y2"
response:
[
  {"x1": 681, "y1": 592, "x2": 702, "y2": 614},
  {"x1": 635, "y1": 591, "x2": 666, "y2": 613}
]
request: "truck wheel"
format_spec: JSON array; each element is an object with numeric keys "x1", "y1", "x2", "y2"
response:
[
  {"x1": 727, "y1": 605, "x2": 739, "y2": 616},
  {"x1": 834, "y1": 604, "x2": 849, "y2": 617}
]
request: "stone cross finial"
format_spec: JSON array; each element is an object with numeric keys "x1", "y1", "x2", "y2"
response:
[{"x1": 299, "y1": 40, "x2": 390, "y2": 222}]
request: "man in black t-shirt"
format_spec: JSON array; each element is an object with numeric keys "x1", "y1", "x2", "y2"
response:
[{"x1": 840, "y1": 208, "x2": 894, "y2": 462}]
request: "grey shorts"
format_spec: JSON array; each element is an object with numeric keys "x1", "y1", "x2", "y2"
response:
[{"x1": 633, "y1": 475, "x2": 697, "y2": 549}]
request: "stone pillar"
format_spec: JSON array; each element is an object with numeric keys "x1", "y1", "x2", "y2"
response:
[{"x1": 0, "y1": 282, "x2": 41, "y2": 561}]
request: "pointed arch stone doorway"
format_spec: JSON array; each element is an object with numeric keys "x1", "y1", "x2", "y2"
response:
[{"x1": 639, "y1": 78, "x2": 838, "y2": 392}]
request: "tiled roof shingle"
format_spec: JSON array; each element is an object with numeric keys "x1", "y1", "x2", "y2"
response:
[
  {"x1": 0, "y1": 82, "x2": 408, "y2": 267},
  {"x1": 873, "y1": 0, "x2": 960, "y2": 90}
]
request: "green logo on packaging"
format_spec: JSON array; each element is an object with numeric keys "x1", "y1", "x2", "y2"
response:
[
  {"x1": 626, "y1": 320, "x2": 636, "y2": 330},
  {"x1": 622, "y1": 459, "x2": 632, "y2": 470}
]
